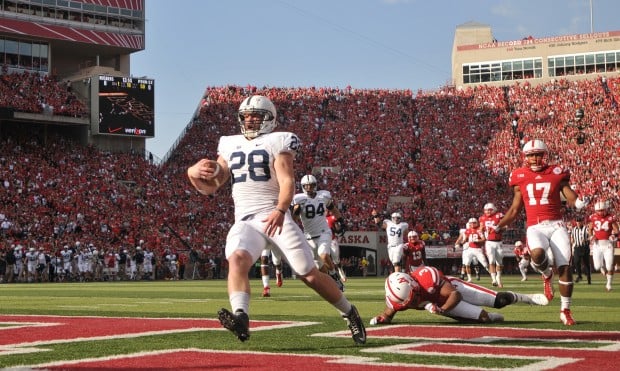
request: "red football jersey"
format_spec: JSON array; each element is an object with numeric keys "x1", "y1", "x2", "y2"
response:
[
  {"x1": 326, "y1": 215, "x2": 337, "y2": 240},
  {"x1": 514, "y1": 246, "x2": 531, "y2": 260},
  {"x1": 464, "y1": 228, "x2": 485, "y2": 248},
  {"x1": 405, "y1": 266, "x2": 446, "y2": 310},
  {"x1": 403, "y1": 240, "x2": 426, "y2": 268},
  {"x1": 588, "y1": 213, "x2": 617, "y2": 240},
  {"x1": 479, "y1": 212, "x2": 504, "y2": 240},
  {"x1": 509, "y1": 165, "x2": 570, "y2": 227}
]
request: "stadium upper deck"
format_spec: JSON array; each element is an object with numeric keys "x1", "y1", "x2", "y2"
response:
[
  {"x1": 452, "y1": 22, "x2": 620, "y2": 88},
  {"x1": 0, "y1": 0, "x2": 147, "y2": 154}
]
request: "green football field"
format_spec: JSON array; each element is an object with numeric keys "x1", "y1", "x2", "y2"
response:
[{"x1": 0, "y1": 274, "x2": 618, "y2": 369}]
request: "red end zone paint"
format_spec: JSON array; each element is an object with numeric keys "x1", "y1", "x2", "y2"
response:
[
  {"x1": 367, "y1": 324, "x2": 620, "y2": 341},
  {"x1": 36, "y1": 349, "x2": 420, "y2": 371},
  {"x1": 0, "y1": 315, "x2": 304, "y2": 347},
  {"x1": 2, "y1": 317, "x2": 619, "y2": 370},
  {"x1": 362, "y1": 324, "x2": 620, "y2": 370}
]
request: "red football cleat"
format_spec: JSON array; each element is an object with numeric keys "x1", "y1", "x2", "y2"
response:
[
  {"x1": 276, "y1": 273, "x2": 283, "y2": 287},
  {"x1": 262, "y1": 286, "x2": 270, "y2": 297},
  {"x1": 560, "y1": 309, "x2": 576, "y2": 326},
  {"x1": 543, "y1": 271, "x2": 554, "y2": 301}
]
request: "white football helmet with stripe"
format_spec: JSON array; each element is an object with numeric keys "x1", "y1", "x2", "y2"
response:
[
  {"x1": 237, "y1": 95, "x2": 277, "y2": 139},
  {"x1": 385, "y1": 272, "x2": 418, "y2": 307}
]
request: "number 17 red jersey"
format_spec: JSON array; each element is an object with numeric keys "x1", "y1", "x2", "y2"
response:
[{"x1": 508, "y1": 165, "x2": 571, "y2": 227}]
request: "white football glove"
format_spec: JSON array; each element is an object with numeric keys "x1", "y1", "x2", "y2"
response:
[
  {"x1": 424, "y1": 303, "x2": 444, "y2": 314},
  {"x1": 575, "y1": 196, "x2": 590, "y2": 210}
]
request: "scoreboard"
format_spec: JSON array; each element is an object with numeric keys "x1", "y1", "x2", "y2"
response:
[{"x1": 97, "y1": 75, "x2": 155, "y2": 137}]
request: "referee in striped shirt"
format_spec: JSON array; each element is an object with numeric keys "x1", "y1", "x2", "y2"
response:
[{"x1": 570, "y1": 218, "x2": 591, "y2": 284}]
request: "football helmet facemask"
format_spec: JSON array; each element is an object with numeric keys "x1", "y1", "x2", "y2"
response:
[
  {"x1": 594, "y1": 201, "x2": 608, "y2": 213},
  {"x1": 522, "y1": 139, "x2": 548, "y2": 171},
  {"x1": 391, "y1": 212, "x2": 402, "y2": 223},
  {"x1": 300, "y1": 174, "x2": 317, "y2": 196},
  {"x1": 484, "y1": 203, "x2": 497, "y2": 213},
  {"x1": 237, "y1": 95, "x2": 277, "y2": 139}
]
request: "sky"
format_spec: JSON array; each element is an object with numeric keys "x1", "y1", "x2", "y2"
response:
[{"x1": 131, "y1": 0, "x2": 620, "y2": 160}]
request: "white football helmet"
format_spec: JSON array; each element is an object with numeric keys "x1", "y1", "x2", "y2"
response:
[
  {"x1": 391, "y1": 212, "x2": 402, "y2": 223},
  {"x1": 237, "y1": 95, "x2": 277, "y2": 139},
  {"x1": 522, "y1": 139, "x2": 548, "y2": 171},
  {"x1": 385, "y1": 272, "x2": 418, "y2": 307},
  {"x1": 484, "y1": 203, "x2": 497, "y2": 213},
  {"x1": 468, "y1": 217, "x2": 478, "y2": 225},
  {"x1": 594, "y1": 201, "x2": 608, "y2": 212},
  {"x1": 300, "y1": 174, "x2": 317, "y2": 195},
  {"x1": 514, "y1": 241, "x2": 523, "y2": 247},
  {"x1": 523, "y1": 139, "x2": 548, "y2": 155},
  {"x1": 407, "y1": 231, "x2": 418, "y2": 239}
]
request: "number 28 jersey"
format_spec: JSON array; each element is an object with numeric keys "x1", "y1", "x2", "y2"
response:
[
  {"x1": 217, "y1": 131, "x2": 301, "y2": 221},
  {"x1": 508, "y1": 165, "x2": 571, "y2": 227}
]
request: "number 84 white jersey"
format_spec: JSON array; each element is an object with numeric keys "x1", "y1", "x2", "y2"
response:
[{"x1": 292, "y1": 190, "x2": 334, "y2": 237}]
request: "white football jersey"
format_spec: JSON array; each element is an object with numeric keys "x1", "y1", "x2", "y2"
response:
[
  {"x1": 292, "y1": 190, "x2": 333, "y2": 237},
  {"x1": 25, "y1": 251, "x2": 37, "y2": 263},
  {"x1": 61, "y1": 250, "x2": 72, "y2": 263},
  {"x1": 384, "y1": 220, "x2": 409, "y2": 246},
  {"x1": 218, "y1": 131, "x2": 301, "y2": 221}
]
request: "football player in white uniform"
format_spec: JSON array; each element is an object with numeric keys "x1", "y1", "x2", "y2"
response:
[
  {"x1": 187, "y1": 95, "x2": 365, "y2": 344},
  {"x1": 61, "y1": 245, "x2": 73, "y2": 281},
  {"x1": 377, "y1": 212, "x2": 409, "y2": 272},
  {"x1": 25, "y1": 247, "x2": 38, "y2": 283},
  {"x1": 292, "y1": 174, "x2": 347, "y2": 291},
  {"x1": 13, "y1": 246, "x2": 24, "y2": 282},
  {"x1": 143, "y1": 248, "x2": 155, "y2": 280}
]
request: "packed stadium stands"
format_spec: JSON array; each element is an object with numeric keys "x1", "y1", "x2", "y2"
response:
[
  {"x1": 0, "y1": 69, "x2": 88, "y2": 117},
  {"x1": 1, "y1": 71, "x2": 619, "y2": 280}
]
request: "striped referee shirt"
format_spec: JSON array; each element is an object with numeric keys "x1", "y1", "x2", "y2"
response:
[{"x1": 570, "y1": 224, "x2": 589, "y2": 248}]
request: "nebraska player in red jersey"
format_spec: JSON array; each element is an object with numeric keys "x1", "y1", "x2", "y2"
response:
[
  {"x1": 479, "y1": 203, "x2": 505, "y2": 287},
  {"x1": 369, "y1": 266, "x2": 548, "y2": 325},
  {"x1": 326, "y1": 210, "x2": 347, "y2": 282},
  {"x1": 403, "y1": 231, "x2": 427, "y2": 272},
  {"x1": 454, "y1": 218, "x2": 490, "y2": 282},
  {"x1": 587, "y1": 201, "x2": 619, "y2": 292},
  {"x1": 495, "y1": 139, "x2": 589, "y2": 326},
  {"x1": 513, "y1": 241, "x2": 531, "y2": 281}
]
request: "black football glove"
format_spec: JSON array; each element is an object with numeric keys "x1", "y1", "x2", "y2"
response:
[{"x1": 335, "y1": 217, "x2": 347, "y2": 236}]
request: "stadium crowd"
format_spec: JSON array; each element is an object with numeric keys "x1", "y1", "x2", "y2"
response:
[
  {"x1": 1, "y1": 69, "x2": 619, "y2": 282},
  {"x1": 0, "y1": 67, "x2": 87, "y2": 117}
]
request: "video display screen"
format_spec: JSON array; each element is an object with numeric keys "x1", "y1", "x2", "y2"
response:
[{"x1": 97, "y1": 75, "x2": 154, "y2": 137}]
